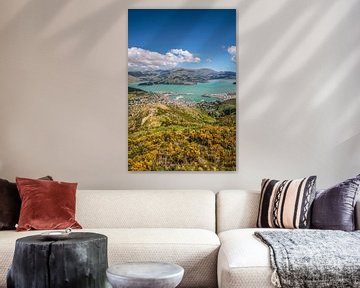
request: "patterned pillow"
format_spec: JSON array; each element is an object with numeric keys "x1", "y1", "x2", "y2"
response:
[{"x1": 257, "y1": 176, "x2": 317, "y2": 229}]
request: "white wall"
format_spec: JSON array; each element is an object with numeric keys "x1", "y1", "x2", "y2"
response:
[{"x1": 0, "y1": 0, "x2": 359, "y2": 191}]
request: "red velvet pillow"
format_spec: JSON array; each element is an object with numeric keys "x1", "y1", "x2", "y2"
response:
[
  {"x1": 0, "y1": 176, "x2": 53, "y2": 230},
  {"x1": 16, "y1": 177, "x2": 82, "y2": 231}
]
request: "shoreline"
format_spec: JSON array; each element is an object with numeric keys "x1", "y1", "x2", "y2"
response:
[
  {"x1": 128, "y1": 78, "x2": 236, "y2": 107},
  {"x1": 129, "y1": 89, "x2": 235, "y2": 108}
]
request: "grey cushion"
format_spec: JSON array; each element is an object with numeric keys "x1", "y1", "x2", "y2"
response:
[{"x1": 311, "y1": 174, "x2": 360, "y2": 231}]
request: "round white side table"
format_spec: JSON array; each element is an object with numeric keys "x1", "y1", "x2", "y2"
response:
[{"x1": 106, "y1": 262, "x2": 184, "y2": 288}]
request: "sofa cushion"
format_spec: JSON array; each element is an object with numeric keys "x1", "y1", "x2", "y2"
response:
[
  {"x1": 76, "y1": 190, "x2": 216, "y2": 231},
  {"x1": 0, "y1": 176, "x2": 53, "y2": 230},
  {"x1": 216, "y1": 190, "x2": 260, "y2": 233},
  {"x1": 257, "y1": 176, "x2": 316, "y2": 229},
  {"x1": 311, "y1": 174, "x2": 360, "y2": 231},
  {"x1": 0, "y1": 228, "x2": 220, "y2": 288},
  {"x1": 218, "y1": 228, "x2": 278, "y2": 288},
  {"x1": 16, "y1": 177, "x2": 82, "y2": 231},
  {"x1": 0, "y1": 179, "x2": 20, "y2": 230}
]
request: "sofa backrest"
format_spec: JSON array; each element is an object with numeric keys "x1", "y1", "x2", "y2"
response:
[
  {"x1": 76, "y1": 190, "x2": 216, "y2": 231},
  {"x1": 217, "y1": 190, "x2": 360, "y2": 233},
  {"x1": 216, "y1": 190, "x2": 260, "y2": 233}
]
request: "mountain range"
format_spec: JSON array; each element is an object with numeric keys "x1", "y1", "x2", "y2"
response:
[{"x1": 128, "y1": 68, "x2": 236, "y2": 85}]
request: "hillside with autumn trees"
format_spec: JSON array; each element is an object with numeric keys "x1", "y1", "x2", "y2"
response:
[{"x1": 128, "y1": 88, "x2": 236, "y2": 171}]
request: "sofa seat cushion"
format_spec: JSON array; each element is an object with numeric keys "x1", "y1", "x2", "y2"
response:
[
  {"x1": 0, "y1": 228, "x2": 219, "y2": 288},
  {"x1": 218, "y1": 228, "x2": 281, "y2": 288},
  {"x1": 101, "y1": 228, "x2": 220, "y2": 288}
]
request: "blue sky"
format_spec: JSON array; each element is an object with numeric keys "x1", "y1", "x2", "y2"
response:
[{"x1": 128, "y1": 9, "x2": 236, "y2": 72}]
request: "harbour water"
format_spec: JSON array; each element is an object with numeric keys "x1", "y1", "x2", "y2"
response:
[{"x1": 129, "y1": 79, "x2": 236, "y2": 103}]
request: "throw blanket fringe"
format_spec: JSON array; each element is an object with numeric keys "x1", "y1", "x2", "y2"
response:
[{"x1": 271, "y1": 269, "x2": 281, "y2": 288}]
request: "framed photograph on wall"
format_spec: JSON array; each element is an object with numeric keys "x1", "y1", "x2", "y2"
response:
[{"x1": 128, "y1": 9, "x2": 236, "y2": 171}]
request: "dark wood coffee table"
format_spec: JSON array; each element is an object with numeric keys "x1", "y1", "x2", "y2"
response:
[{"x1": 7, "y1": 232, "x2": 108, "y2": 288}]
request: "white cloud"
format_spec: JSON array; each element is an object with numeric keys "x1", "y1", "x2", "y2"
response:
[
  {"x1": 128, "y1": 47, "x2": 200, "y2": 71},
  {"x1": 227, "y1": 46, "x2": 236, "y2": 63}
]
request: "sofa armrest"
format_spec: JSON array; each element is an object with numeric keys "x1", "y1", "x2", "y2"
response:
[{"x1": 356, "y1": 200, "x2": 360, "y2": 230}]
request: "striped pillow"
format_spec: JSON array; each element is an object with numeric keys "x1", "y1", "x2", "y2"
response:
[{"x1": 257, "y1": 176, "x2": 317, "y2": 229}]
